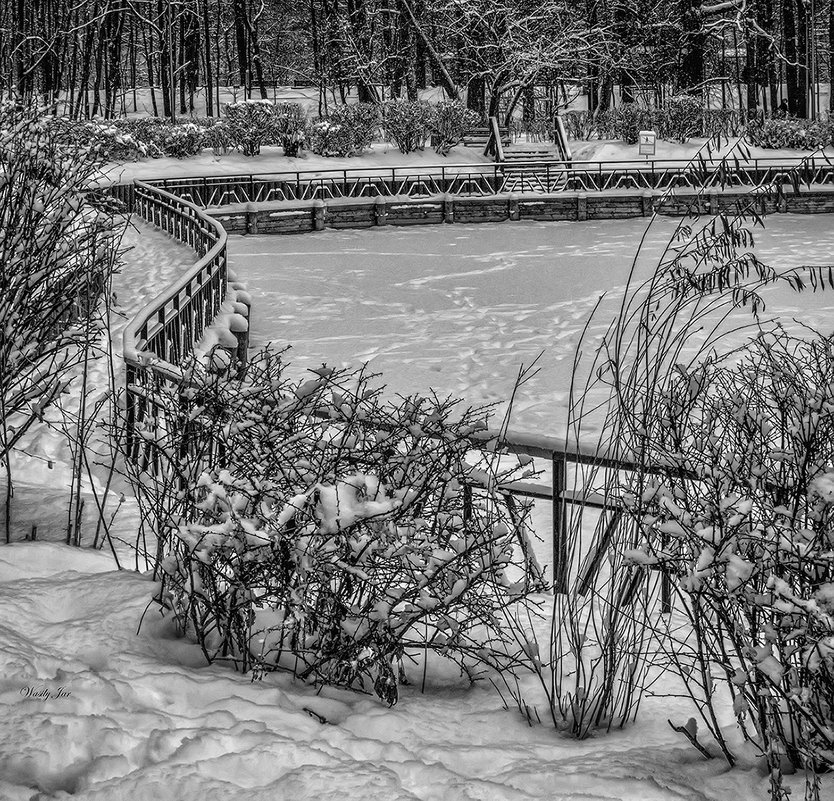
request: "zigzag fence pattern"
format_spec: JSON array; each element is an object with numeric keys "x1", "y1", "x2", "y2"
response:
[{"x1": 142, "y1": 156, "x2": 834, "y2": 208}]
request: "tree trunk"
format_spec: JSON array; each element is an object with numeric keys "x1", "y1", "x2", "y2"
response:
[
  {"x1": 467, "y1": 75, "x2": 485, "y2": 117},
  {"x1": 202, "y1": 0, "x2": 214, "y2": 116},
  {"x1": 244, "y1": 3, "x2": 268, "y2": 98},
  {"x1": 233, "y1": 0, "x2": 250, "y2": 97},
  {"x1": 522, "y1": 83, "x2": 535, "y2": 122},
  {"x1": 680, "y1": 0, "x2": 706, "y2": 92},
  {"x1": 398, "y1": 0, "x2": 458, "y2": 99},
  {"x1": 829, "y1": 0, "x2": 834, "y2": 111},
  {"x1": 783, "y1": 0, "x2": 808, "y2": 117}
]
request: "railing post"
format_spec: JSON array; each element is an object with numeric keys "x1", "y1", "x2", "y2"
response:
[
  {"x1": 443, "y1": 193, "x2": 454, "y2": 224},
  {"x1": 552, "y1": 454, "x2": 568, "y2": 593},
  {"x1": 576, "y1": 193, "x2": 588, "y2": 221},
  {"x1": 374, "y1": 196, "x2": 388, "y2": 226},
  {"x1": 313, "y1": 199, "x2": 326, "y2": 230}
]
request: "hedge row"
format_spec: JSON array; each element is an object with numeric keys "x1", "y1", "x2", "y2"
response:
[
  {"x1": 49, "y1": 99, "x2": 482, "y2": 162},
  {"x1": 563, "y1": 99, "x2": 834, "y2": 150}
]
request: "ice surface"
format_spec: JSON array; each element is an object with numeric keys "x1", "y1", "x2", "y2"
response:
[{"x1": 229, "y1": 216, "x2": 834, "y2": 433}]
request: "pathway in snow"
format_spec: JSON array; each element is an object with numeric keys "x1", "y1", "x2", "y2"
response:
[{"x1": 3, "y1": 219, "x2": 196, "y2": 546}]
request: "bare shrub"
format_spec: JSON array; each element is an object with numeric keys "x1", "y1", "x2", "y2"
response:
[
  {"x1": 127, "y1": 349, "x2": 542, "y2": 704},
  {"x1": 0, "y1": 101, "x2": 125, "y2": 541},
  {"x1": 565, "y1": 142, "x2": 834, "y2": 797}
]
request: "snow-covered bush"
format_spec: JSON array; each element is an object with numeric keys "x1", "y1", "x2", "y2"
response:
[
  {"x1": 224, "y1": 99, "x2": 278, "y2": 156},
  {"x1": 745, "y1": 117, "x2": 834, "y2": 150},
  {"x1": 133, "y1": 351, "x2": 541, "y2": 704},
  {"x1": 428, "y1": 101, "x2": 480, "y2": 155},
  {"x1": 113, "y1": 117, "x2": 168, "y2": 153},
  {"x1": 555, "y1": 139, "x2": 834, "y2": 795},
  {"x1": 50, "y1": 117, "x2": 155, "y2": 161},
  {"x1": 273, "y1": 102, "x2": 308, "y2": 157},
  {"x1": 309, "y1": 104, "x2": 380, "y2": 156},
  {"x1": 702, "y1": 108, "x2": 741, "y2": 139},
  {"x1": 54, "y1": 116, "x2": 207, "y2": 160},
  {"x1": 382, "y1": 100, "x2": 432, "y2": 154},
  {"x1": 611, "y1": 102, "x2": 643, "y2": 144},
  {"x1": 199, "y1": 119, "x2": 233, "y2": 156},
  {"x1": 661, "y1": 94, "x2": 704, "y2": 143},
  {"x1": 308, "y1": 120, "x2": 355, "y2": 156},
  {"x1": 620, "y1": 332, "x2": 834, "y2": 777},
  {"x1": 564, "y1": 100, "x2": 716, "y2": 144},
  {"x1": 562, "y1": 111, "x2": 596, "y2": 141},
  {"x1": 157, "y1": 122, "x2": 204, "y2": 158}
]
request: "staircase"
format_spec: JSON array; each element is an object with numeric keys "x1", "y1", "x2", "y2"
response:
[
  {"x1": 462, "y1": 123, "x2": 511, "y2": 153},
  {"x1": 463, "y1": 116, "x2": 573, "y2": 192},
  {"x1": 501, "y1": 147, "x2": 568, "y2": 193}
]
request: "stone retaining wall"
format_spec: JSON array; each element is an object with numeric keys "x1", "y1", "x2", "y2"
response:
[{"x1": 207, "y1": 188, "x2": 834, "y2": 235}]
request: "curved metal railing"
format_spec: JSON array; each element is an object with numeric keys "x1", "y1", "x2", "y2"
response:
[
  {"x1": 122, "y1": 155, "x2": 821, "y2": 591},
  {"x1": 120, "y1": 172, "x2": 617, "y2": 589},
  {"x1": 122, "y1": 180, "x2": 228, "y2": 464}
]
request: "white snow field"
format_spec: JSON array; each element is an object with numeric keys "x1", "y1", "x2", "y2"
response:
[
  {"x1": 2, "y1": 215, "x2": 834, "y2": 800},
  {"x1": 229, "y1": 215, "x2": 834, "y2": 433}
]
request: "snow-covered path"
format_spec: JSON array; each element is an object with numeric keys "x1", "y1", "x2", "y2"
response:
[{"x1": 4, "y1": 219, "x2": 196, "y2": 544}]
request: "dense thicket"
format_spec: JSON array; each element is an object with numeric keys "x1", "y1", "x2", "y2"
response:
[{"x1": 2, "y1": 1, "x2": 833, "y2": 121}]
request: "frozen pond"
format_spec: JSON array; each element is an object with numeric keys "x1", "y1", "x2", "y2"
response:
[{"x1": 228, "y1": 216, "x2": 834, "y2": 432}]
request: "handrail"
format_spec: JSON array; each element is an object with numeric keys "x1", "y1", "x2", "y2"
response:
[
  {"x1": 140, "y1": 154, "x2": 831, "y2": 187},
  {"x1": 553, "y1": 114, "x2": 572, "y2": 163},
  {"x1": 119, "y1": 170, "x2": 625, "y2": 591},
  {"x1": 123, "y1": 180, "x2": 228, "y2": 368},
  {"x1": 485, "y1": 115, "x2": 505, "y2": 162},
  {"x1": 120, "y1": 154, "x2": 828, "y2": 592},
  {"x1": 121, "y1": 179, "x2": 229, "y2": 467},
  {"x1": 132, "y1": 155, "x2": 834, "y2": 208}
]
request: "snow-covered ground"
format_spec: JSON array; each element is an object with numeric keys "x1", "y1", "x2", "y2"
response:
[
  {"x1": 3, "y1": 199, "x2": 834, "y2": 798},
  {"x1": 0, "y1": 538, "x2": 805, "y2": 801},
  {"x1": 4, "y1": 220, "x2": 197, "y2": 546},
  {"x1": 100, "y1": 137, "x2": 834, "y2": 189},
  {"x1": 229, "y1": 215, "x2": 834, "y2": 434}
]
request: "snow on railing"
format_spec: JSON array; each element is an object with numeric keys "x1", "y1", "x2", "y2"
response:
[{"x1": 122, "y1": 180, "x2": 228, "y2": 465}]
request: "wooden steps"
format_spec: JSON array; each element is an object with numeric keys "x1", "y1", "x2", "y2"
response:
[{"x1": 462, "y1": 125, "x2": 511, "y2": 150}]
